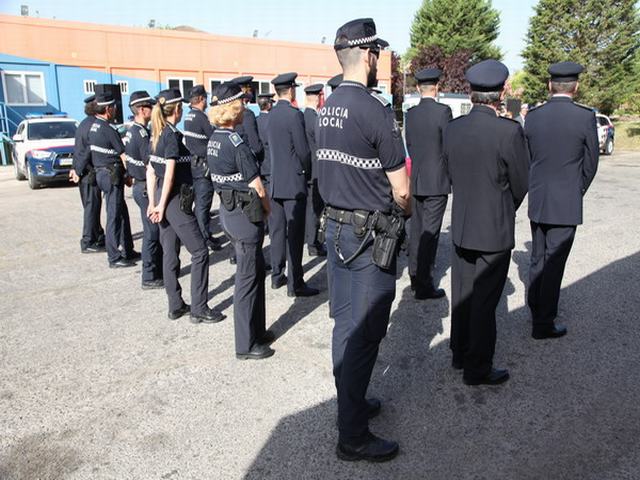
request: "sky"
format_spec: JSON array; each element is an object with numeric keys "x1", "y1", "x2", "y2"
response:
[{"x1": 0, "y1": 0, "x2": 539, "y2": 72}]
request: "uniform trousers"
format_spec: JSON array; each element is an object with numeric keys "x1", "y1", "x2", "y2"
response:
[
  {"x1": 120, "y1": 198, "x2": 134, "y2": 257},
  {"x1": 270, "y1": 196, "x2": 306, "y2": 292},
  {"x1": 305, "y1": 178, "x2": 325, "y2": 249},
  {"x1": 157, "y1": 188, "x2": 209, "y2": 315},
  {"x1": 96, "y1": 168, "x2": 125, "y2": 265},
  {"x1": 192, "y1": 175, "x2": 215, "y2": 241},
  {"x1": 132, "y1": 181, "x2": 162, "y2": 282},
  {"x1": 450, "y1": 245, "x2": 511, "y2": 380},
  {"x1": 326, "y1": 219, "x2": 396, "y2": 443},
  {"x1": 528, "y1": 222, "x2": 577, "y2": 327},
  {"x1": 220, "y1": 203, "x2": 266, "y2": 354},
  {"x1": 408, "y1": 195, "x2": 448, "y2": 292},
  {"x1": 79, "y1": 172, "x2": 104, "y2": 249}
]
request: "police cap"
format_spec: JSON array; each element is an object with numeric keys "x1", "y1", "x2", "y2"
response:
[
  {"x1": 231, "y1": 76, "x2": 254, "y2": 86},
  {"x1": 548, "y1": 61, "x2": 584, "y2": 82},
  {"x1": 210, "y1": 82, "x2": 244, "y2": 106},
  {"x1": 155, "y1": 88, "x2": 187, "y2": 105},
  {"x1": 465, "y1": 60, "x2": 509, "y2": 92},
  {"x1": 328, "y1": 74, "x2": 343, "y2": 90},
  {"x1": 257, "y1": 93, "x2": 275, "y2": 100},
  {"x1": 94, "y1": 91, "x2": 116, "y2": 106},
  {"x1": 271, "y1": 72, "x2": 300, "y2": 87},
  {"x1": 415, "y1": 68, "x2": 442, "y2": 85},
  {"x1": 304, "y1": 83, "x2": 324, "y2": 95},
  {"x1": 129, "y1": 90, "x2": 156, "y2": 107},
  {"x1": 334, "y1": 18, "x2": 389, "y2": 51},
  {"x1": 187, "y1": 84, "x2": 208, "y2": 99}
]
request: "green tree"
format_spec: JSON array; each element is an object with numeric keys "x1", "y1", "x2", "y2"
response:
[
  {"x1": 522, "y1": 0, "x2": 640, "y2": 114},
  {"x1": 409, "y1": 0, "x2": 502, "y2": 62}
]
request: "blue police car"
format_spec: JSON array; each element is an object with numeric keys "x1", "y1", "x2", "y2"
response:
[{"x1": 12, "y1": 114, "x2": 77, "y2": 189}]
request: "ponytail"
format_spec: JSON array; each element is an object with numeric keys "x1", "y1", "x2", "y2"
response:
[{"x1": 150, "y1": 103, "x2": 166, "y2": 154}]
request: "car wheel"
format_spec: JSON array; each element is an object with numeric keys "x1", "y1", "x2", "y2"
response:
[
  {"x1": 26, "y1": 161, "x2": 41, "y2": 190},
  {"x1": 604, "y1": 138, "x2": 614, "y2": 156},
  {"x1": 13, "y1": 157, "x2": 26, "y2": 181}
]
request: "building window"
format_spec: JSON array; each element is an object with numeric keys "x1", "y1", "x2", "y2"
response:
[
  {"x1": 167, "y1": 78, "x2": 195, "y2": 98},
  {"x1": 2, "y1": 71, "x2": 47, "y2": 106},
  {"x1": 83, "y1": 80, "x2": 96, "y2": 95},
  {"x1": 210, "y1": 79, "x2": 223, "y2": 94},
  {"x1": 116, "y1": 81, "x2": 129, "y2": 95}
]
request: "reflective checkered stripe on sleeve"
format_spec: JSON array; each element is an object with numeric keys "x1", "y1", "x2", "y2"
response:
[
  {"x1": 317, "y1": 149, "x2": 382, "y2": 170},
  {"x1": 183, "y1": 131, "x2": 208, "y2": 140},
  {"x1": 90, "y1": 145, "x2": 118, "y2": 155},
  {"x1": 150, "y1": 155, "x2": 192, "y2": 164},
  {"x1": 211, "y1": 172, "x2": 243, "y2": 183},
  {"x1": 125, "y1": 156, "x2": 145, "y2": 167}
]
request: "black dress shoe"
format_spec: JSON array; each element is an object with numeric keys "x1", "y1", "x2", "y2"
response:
[
  {"x1": 168, "y1": 303, "x2": 190, "y2": 320},
  {"x1": 142, "y1": 279, "x2": 164, "y2": 290},
  {"x1": 464, "y1": 368, "x2": 509, "y2": 386},
  {"x1": 288, "y1": 284, "x2": 320, "y2": 297},
  {"x1": 81, "y1": 245, "x2": 104, "y2": 254},
  {"x1": 125, "y1": 250, "x2": 141, "y2": 261},
  {"x1": 336, "y1": 432, "x2": 399, "y2": 463},
  {"x1": 257, "y1": 330, "x2": 276, "y2": 344},
  {"x1": 410, "y1": 276, "x2": 417, "y2": 292},
  {"x1": 190, "y1": 307, "x2": 226, "y2": 324},
  {"x1": 308, "y1": 245, "x2": 327, "y2": 257},
  {"x1": 532, "y1": 325, "x2": 567, "y2": 340},
  {"x1": 109, "y1": 258, "x2": 136, "y2": 269},
  {"x1": 229, "y1": 255, "x2": 237, "y2": 265},
  {"x1": 414, "y1": 287, "x2": 446, "y2": 300},
  {"x1": 236, "y1": 343, "x2": 275, "y2": 360},
  {"x1": 271, "y1": 275, "x2": 287, "y2": 290},
  {"x1": 366, "y1": 397, "x2": 382, "y2": 419},
  {"x1": 207, "y1": 237, "x2": 223, "y2": 251}
]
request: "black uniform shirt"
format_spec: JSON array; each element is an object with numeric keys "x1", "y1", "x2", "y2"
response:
[
  {"x1": 405, "y1": 97, "x2": 452, "y2": 196},
  {"x1": 88, "y1": 117, "x2": 125, "y2": 168},
  {"x1": 150, "y1": 123, "x2": 193, "y2": 187},
  {"x1": 304, "y1": 107, "x2": 319, "y2": 180},
  {"x1": 73, "y1": 115, "x2": 95, "y2": 175},
  {"x1": 123, "y1": 122, "x2": 150, "y2": 181},
  {"x1": 316, "y1": 81, "x2": 406, "y2": 213},
  {"x1": 256, "y1": 111, "x2": 271, "y2": 179},
  {"x1": 235, "y1": 108, "x2": 263, "y2": 159},
  {"x1": 207, "y1": 128, "x2": 259, "y2": 193},
  {"x1": 183, "y1": 107, "x2": 213, "y2": 158},
  {"x1": 443, "y1": 105, "x2": 529, "y2": 252}
]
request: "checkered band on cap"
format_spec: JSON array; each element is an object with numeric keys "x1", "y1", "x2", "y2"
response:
[
  {"x1": 317, "y1": 149, "x2": 382, "y2": 170},
  {"x1": 130, "y1": 96, "x2": 153, "y2": 106},
  {"x1": 348, "y1": 35, "x2": 378, "y2": 47},
  {"x1": 217, "y1": 91, "x2": 244, "y2": 105},
  {"x1": 211, "y1": 172, "x2": 244, "y2": 183}
]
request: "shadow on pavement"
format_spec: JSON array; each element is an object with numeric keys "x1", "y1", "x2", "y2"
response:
[{"x1": 242, "y1": 251, "x2": 640, "y2": 480}]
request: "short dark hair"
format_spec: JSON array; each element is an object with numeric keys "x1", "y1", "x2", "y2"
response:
[
  {"x1": 336, "y1": 39, "x2": 362, "y2": 70},
  {"x1": 418, "y1": 83, "x2": 437, "y2": 94},
  {"x1": 550, "y1": 81, "x2": 578, "y2": 94},
  {"x1": 94, "y1": 104, "x2": 108, "y2": 115},
  {"x1": 257, "y1": 97, "x2": 272, "y2": 111},
  {"x1": 470, "y1": 90, "x2": 502, "y2": 105},
  {"x1": 84, "y1": 101, "x2": 97, "y2": 116},
  {"x1": 275, "y1": 85, "x2": 293, "y2": 97},
  {"x1": 189, "y1": 94, "x2": 205, "y2": 106}
]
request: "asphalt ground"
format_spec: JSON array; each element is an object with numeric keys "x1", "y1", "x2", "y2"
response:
[{"x1": 1, "y1": 151, "x2": 639, "y2": 480}]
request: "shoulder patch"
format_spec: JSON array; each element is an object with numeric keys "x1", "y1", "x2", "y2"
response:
[
  {"x1": 369, "y1": 91, "x2": 390, "y2": 107},
  {"x1": 138, "y1": 128, "x2": 148, "y2": 138},
  {"x1": 229, "y1": 132, "x2": 243, "y2": 147}
]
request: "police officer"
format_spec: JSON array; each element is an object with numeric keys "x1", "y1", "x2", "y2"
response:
[
  {"x1": 256, "y1": 93, "x2": 275, "y2": 184},
  {"x1": 443, "y1": 60, "x2": 529, "y2": 385},
  {"x1": 70, "y1": 94, "x2": 105, "y2": 253},
  {"x1": 88, "y1": 91, "x2": 135, "y2": 268},
  {"x1": 207, "y1": 82, "x2": 275, "y2": 359},
  {"x1": 147, "y1": 88, "x2": 225, "y2": 324},
  {"x1": 303, "y1": 83, "x2": 327, "y2": 257},
  {"x1": 525, "y1": 62, "x2": 599, "y2": 340},
  {"x1": 327, "y1": 74, "x2": 343, "y2": 92},
  {"x1": 124, "y1": 91, "x2": 164, "y2": 289},
  {"x1": 317, "y1": 18, "x2": 408, "y2": 462},
  {"x1": 267, "y1": 72, "x2": 319, "y2": 297},
  {"x1": 183, "y1": 84, "x2": 221, "y2": 251},
  {"x1": 230, "y1": 76, "x2": 264, "y2": 159},
  {"x1": 405, "y1": 68, "x2": 452, "y2": 300}
]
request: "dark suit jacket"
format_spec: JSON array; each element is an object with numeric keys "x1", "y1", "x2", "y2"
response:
[
  {"x1": 236, "y1": 107, "x2": 263, "y2": 159},
  {"x1": 444, "y1": 105, "x2": 529, "y2": 252},
  {"x1": 267, "y1": 100, "x2": 311, "y2": 199},
  {"x1": 405, "y1": 97, "x2": 452, "y2": 196},
  {"x1": 256, "y1": 111, "x2": 271, "y2": 179},
  {"x1": 303, "y1": 108, "x2": 318, "y2": 180},
  {"x1": 525, "y1": 96, "x2": 599, "y2": 225}
]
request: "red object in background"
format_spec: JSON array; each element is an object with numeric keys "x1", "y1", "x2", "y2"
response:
[{"x1": 405, "y1": 157, "x2": 412, "y2": 177}]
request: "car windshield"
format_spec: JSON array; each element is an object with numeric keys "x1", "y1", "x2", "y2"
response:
[
  {"x1": 597, "y1": 117, "x2": 610, "y2": 127},
  {"x1": 28, "y1": 122, "x2": 76, "y2": 140}
]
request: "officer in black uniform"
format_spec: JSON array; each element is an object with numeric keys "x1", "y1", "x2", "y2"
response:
[
  {"x1": 327, "y1": 74, "x2": 343, "y2": 92},
  {"x1": 303, "y1": 83, "x2": 327, "y2": 257},
  {"x1": 317, "y1": 18, "x2": 408, "y2": 462},
  {"x1": 71, "y1": 94, "x2": 105, "y2": 253},
  {"x1": 124, "y1": 90, "x2": 164, "y2": 289},
  {"x1": 207, "y1": 82, "x2": 275, "y2": 360},
  {"x1": 525, "y1": 61, "x2": 599, "y2": 340},
  {"x1": 267, "y1": 72, "x2": 319, "y2": 297},
  {"x1": 88, "y1": 92, "x2": 135, "y2": 268},
  {"x1": 443, "y1": 60, "x2": 529, "y2": 386},
  {"x1": 183, "y1": 84, "x2": 221, "y2": 251},
  {"x1": 256, "y1": 93, "x2": 275, "y2": 183},
  {"x1": 147, "y1": 88, "x2": 225, "y2": 324},
  {"x1": 231, "y1": 76, "x2": 264, "y2": 159},
  {"x1": 405, "y1": 68, "x2": 452, "y2": 300}
]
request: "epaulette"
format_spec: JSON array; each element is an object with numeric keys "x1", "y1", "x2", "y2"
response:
[
  {"x1": 526, "y1": 103, "x2": 543, "y2": 114},
  {"x1": 574, "y1": 102, "x2": 596, "y2": 112},
  {"x1": 229, "y1": 132, "x2": 243, "y2": 147},
  {"x1": 369, "y1": 90, "x2": 390, "y2": 107},
  {"x1": 138, "y1": 127, "x2": 148, "y2": 138},
  {"x1": 168, "y1": 123, "x2": 178, "y2": 133}
]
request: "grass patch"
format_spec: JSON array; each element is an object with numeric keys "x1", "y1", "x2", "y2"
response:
[{"x1": 614, "y1": 121, "x2": 640, "y2": 151}]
